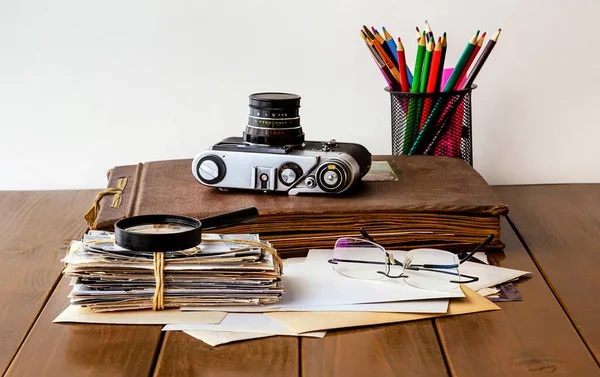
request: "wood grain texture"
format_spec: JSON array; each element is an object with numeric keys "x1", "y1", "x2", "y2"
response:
[
  {"x1": 495, "y1": 184, "x2": 600, "y2": 361},
  {"x1": 5, "y1": 277, "x2": 163, "y2": 377},
  {"x1": 436, "y1": 217, "x2": 600, "y2": 376},
  {"x1": 154, "y1": 331, "x2": 299, "y2": 377},
  {"x1": 301, "y1": 321, "x2": 448, "y2": 377},
  {"x1": 0, "y1": 190, "x2": 98, "y2": 375}
]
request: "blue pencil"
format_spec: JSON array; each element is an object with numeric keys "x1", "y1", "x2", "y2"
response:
[{"x1": 382, "y1": 26, "x2": 413, "y2": 85}]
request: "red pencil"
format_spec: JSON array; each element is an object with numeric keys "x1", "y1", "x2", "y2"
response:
[
  {"x1": 396, "y1": 37, "x2": 410, "y2": 92},
  {"x1": 455, "y1": 32, "x2": 486, "y2": 90},
  {"x1": 426, "y1": 37, "x2": 442, "y2": 92}
]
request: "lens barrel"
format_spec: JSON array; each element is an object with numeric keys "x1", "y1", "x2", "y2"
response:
[{"x1": 244, "y1": 92, "x2": 305, "y2": 146}]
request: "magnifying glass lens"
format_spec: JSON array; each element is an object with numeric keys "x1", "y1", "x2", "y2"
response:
[{"x1": 125, "y1": 224, "x2": 197, "y2": 234}]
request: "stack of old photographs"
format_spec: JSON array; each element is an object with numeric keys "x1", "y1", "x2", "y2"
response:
[{"x1": 62, "y1": 230, "x2": 283, "y2": 312}]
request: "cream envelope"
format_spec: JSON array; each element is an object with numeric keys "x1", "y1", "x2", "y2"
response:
[
  {"x1": 183, "y1": 329, "x2": 327, "y2": 347},
  {"x1": 266, "y1": 285, "x2": 499, "y2": 333}
]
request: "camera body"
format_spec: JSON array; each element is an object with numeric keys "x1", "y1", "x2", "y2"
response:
[
  {"x1": 191, "y1": 92, "x2": 372, "y2": 195},
  {"x1": 192, "y1": 137, "x2": 371, "y2": 195}
]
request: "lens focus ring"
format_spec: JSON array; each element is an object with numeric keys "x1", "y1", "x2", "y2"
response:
[{"x1": 244, "y1": 92, "x2": 304, "y2": 146}]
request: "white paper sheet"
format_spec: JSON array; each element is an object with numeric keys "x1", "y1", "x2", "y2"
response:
[
  {"x1": 183, "y1": 329, "x2": 327, "y2": 346},
  {"x1": 180, "y1": 253, "x2": 453, "y2": 313},
  {"x1": 53, "y1": 305, "x2": 226, "y2": 325},
  {"x1": 305, "y1": 249, "x2": 530, "y2": 293},
  {"x1": 181, "y1": 299, "x2": 449, "y2": 314},
  {"x1": 274, "y1": 257, "x2": 463, "y2": 310},
  {"x1": 472, "y1": 252, "x2": 489, "y2": 264},
  {"x1": 163, "y1": 313, "x2": 327, "y2": 336}
]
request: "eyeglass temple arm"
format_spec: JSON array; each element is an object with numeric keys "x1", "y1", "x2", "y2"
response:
[
  {"x1": 459, "y1": 234, "x2": 494, "y2": 264},
  {"x1": 359, "y1": 228, "x2": 377, "y2": 243}
]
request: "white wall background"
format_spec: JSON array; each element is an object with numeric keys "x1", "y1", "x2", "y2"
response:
[{"x1": 1, "y1": 0, "x2": 599, "y2": 190}]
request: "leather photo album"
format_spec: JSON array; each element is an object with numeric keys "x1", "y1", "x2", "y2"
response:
[{"x1": 89, "y1": 155, "x2": 508, "y2": 258}]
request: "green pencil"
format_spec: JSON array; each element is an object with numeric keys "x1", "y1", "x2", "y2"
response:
[
  {"x1": 419, "y1": 37, "x2": 434, "y2": 92},
  {"x1": 443, "y1": 30, "x2": 479, "y2": 92},
  {"x1": 411, "y1": 31, "x2": 426, "y2": 93},
  {"x1": 403, "y1": 32, "x2": 426, "y2": 154}
]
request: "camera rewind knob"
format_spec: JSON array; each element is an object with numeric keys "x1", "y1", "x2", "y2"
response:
[
  {"x1": 280, "y1": 168, "x2": 297, "y2": 184},
  {"x1": 197, "y1": 155, "x2": 226, "y2": 184}
]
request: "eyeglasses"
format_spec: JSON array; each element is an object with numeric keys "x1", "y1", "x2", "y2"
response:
[{"x1": 328, "y1": 230, "x2": 493, "y2": 291}]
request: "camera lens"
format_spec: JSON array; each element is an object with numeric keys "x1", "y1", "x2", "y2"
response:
[{"x1": 244, "y1": 92, "x2": 305, "y2": 146}]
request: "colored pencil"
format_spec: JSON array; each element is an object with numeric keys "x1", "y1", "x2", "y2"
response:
[
  {"x1": 428, "y1": 29, "x2": 502, "y2": 155},
  {"x1": 362, "y1": 26, "x2": 402, "y2": 88},
  {"x1": 372, "y1": 27, "x2": 385, "y2": 44},
  {"x1": 396, "y1": 37, "x2": 410, "y2": 92},
  {"x1": 443, "y1": 30, "x2": 479, "y2": 92},
  {"x1": 425, "y1": 20, "x2": 432, "y2": 36},
  {"x1": 416, "y1": 37, "x2": 434, "y2": 130},
  {"x1": 455, "y1": 31, "x2": 486, "y2": 90},
  {"x1": 435, "y1": 32, "x2": 447, "y2": 92},
  {"x1": 420, "y1": 37, "x2": 443, "y2": 129},
  {"x1": 360, "y1": 30, "x2": 400, "y2": 91},
  {"x1": 419, "y1": 38, "x2": 434, "y2": 93},
  {"x1": 382, "y1": 27, "x2": 396, "y2": 49},
  {"x1": 410, "y1": 30, "x2": 479, "y2": 154},
  {"x1": 426, "y1": 37, "x2": 442, "y2": 93},
  {"x1": 372, "y1": 27, "x2": 397, "y2": 68},
  {"x1": 463, "y1": 29, "x2": 501, "y2": 88},
  {"x1": 381, "y1": 27, "x2": 399, "y2": 67},
  {"x1": 403, "y1": 33, "x2": 427, "y2": 152},
  {"x1": 411, "y1": 32, "x2": 426, "y2": 93}
]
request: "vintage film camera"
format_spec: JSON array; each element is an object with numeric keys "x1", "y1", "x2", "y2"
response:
[{"x1": 192, "y1": 92, "x2": 372, "y2": 195}]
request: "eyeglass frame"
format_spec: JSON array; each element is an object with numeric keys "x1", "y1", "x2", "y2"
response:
[{"x1": 328, "y1": 229, "x2": 494, "y2": 285}]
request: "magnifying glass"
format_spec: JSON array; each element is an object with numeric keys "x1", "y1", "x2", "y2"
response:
[{"x1": 114, "y1": 207, "x2": 259, "y2": 252}]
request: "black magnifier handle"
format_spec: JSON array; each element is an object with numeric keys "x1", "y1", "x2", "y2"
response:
[{"x1": 200, "y1": 207, "x2": 259, "y2": 230}]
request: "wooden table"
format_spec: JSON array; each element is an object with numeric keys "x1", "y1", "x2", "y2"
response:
[{"x1": 1, "y1": 185, "x2": 599, "y2": 377}]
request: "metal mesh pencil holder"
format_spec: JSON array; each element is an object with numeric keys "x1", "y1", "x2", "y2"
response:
[{"x1": 386, "y1": 85, "x2": 476, "y2": 166}]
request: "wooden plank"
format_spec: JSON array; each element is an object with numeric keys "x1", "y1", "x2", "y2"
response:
[
  {"x1": 494, "y1": 184, "x2": 600, "y2": 361},
  {"x1": 5, "y1": 277, "x2": 163, "y2": 377},
  {"x1": 0, "y1": 190, "x2": 97, "y2": 374},
  {"x1": 435, "y1": 217, "x2": 600, "y2": 376},
  {"x1": 301, "y1": 321, "x2": 448, "y2": 377},
  {"x1": 154, "y1": 331, "x2": 299, "y2": 377}
]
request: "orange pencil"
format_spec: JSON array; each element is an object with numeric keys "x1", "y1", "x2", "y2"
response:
[
  {"x1": 360, "y1": 30, "x2": 399, "y2": 90},
  {"x1": 455, "y1": 32, "x2": 486, "y2": 90},
  {"x1": 362, "y1": 26, "x2": 401, "y2": 85},
  {"x1": 396, "y1": 37, "x2": 410, "y2": 92},
  {"x1": 362, "y1": 26, "x2": 401, "y2": 88},
  {"x1": 371, "y1": 27, "x2": 386, "y2": 44}
]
